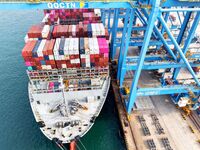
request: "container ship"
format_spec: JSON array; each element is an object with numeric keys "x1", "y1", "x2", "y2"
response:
[{"x1": 21, "y1": 9, "x2": 110, "y2": 144}]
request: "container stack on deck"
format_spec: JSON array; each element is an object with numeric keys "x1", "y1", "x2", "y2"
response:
[
  {"x1": 22, "y1": 9, "x2": 109, "y2": 73},
  {"x1": 22, "y1": 37, "x2": 109, "y2": 70},
  {"x1": 25, "y1": 9, "x2": 109, "y2": 42},
  {"x1": 43, "y1": 9, "x2": 101, "y2": 25},
  {"x1": 22, "y1": 39, "x2": 56, "y2": 70}
]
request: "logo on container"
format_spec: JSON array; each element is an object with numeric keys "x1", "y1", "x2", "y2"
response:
[
  {"x1": 47, "y1": 2, "x2": 76, "y2": 9},
  {"x1": 47, "y1": 2, "x2": 88, "y2": 9}
]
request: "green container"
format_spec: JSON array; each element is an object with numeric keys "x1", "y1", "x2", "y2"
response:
[{"x1": 27, "y1": 66, "x2": 33, "y2": 71}]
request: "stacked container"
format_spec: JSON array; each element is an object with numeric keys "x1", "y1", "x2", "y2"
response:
[
  {"x1": 80, "y1": 38, "x2": 109, "y2": 68},
  {"x1": 53, "y1": 37, "x2": 80, "y2": 69},
  {"x1": 22, "y1": 9, "x2": 109, "y2": 72},
  {"x1": 52, "y1": 25, "x2": 69, "y2": 38},
  {"x1": 52, "y1": 23, "x2": 108, "y2": 39},
  {"x1": 22, "y1": 39, "x2": 56, "y2": 70},
  {"x1": 27, "y1": 24, "x2": 50, "y2": 39},
  {"x1": 43, "y1": 9, "x2": 101, "y2": 25},
  {"x1": 22, "y1": 37, "x2": 108, "y2": 70}
]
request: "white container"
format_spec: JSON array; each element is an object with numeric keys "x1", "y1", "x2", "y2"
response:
[
  {"x1": 75, "y1": 59, "x2": 80, "y2": 64},
  {"x1": 80, "y1": 54, "x2": 86, "y2": 59},
  {"x1": 70, "y1": 59, "x2": 75, "y2": 64},
  {"x1": 91, "y1": 23, "x2": 96, "y2": 36},
  {"x1": 99, "y1": 23, "x2": 105, "y2": 35},
  {"x1": 41, "y1": 65, "x2": 47, "y2": 70},
  {"x1": 61, "y1": 64, "x2": 67, "y2": 68},
  {"x1": 94, "y1": 9, "x2": 101, "y2": 17},
  {"x1": 46, "y1": 65, "x2": 52, "y2": 70},
  {"x1": 42, "y1": 13, "x2": 49, "y2": 23},
  {"x1": 60, "y1": 55, "x2": 65, "y2": 60},
  {"x1": 69, "y1": 39, "x2": 73, "y2": 52},
  {"x1": 86, "y1": 63, "x2": 90, "y2": 68},
  {"x1": 42, "y1": 25, "x2": 50, "y2": 38},
  {"x1": 96, "y1": 23, "x2": 100, "y2": 36},
  {"x1": 54, "y1": 55, "x2": 59, "y2": 60},
  {"x1": 65, "y1": 55, "x2": 70, "y2": 60},
  {"x1": 72, "y1": 25, "x2": 76, "y2": 36},
  {"x1": 49, "y1": 55, "x2": 54, "y2": 60},
  {"x1": 85, "y1": 54, "x2": 90, "y2": 60},
  {"x1": 37, "y1": 39, "x2": 46, "y2": 57},
  {"x1": 64, "y1": 38, "x2": 69, "y2": 55},
  {"x1": 54, "y1": 38, "x2": 60, "y2": 54},
  {"x1": 74, "y1": 38, "x2": 79, "y2": 52}
]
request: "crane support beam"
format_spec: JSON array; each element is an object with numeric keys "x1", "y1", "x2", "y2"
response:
[
  {"x1": 126, "y1": 0, "x2": 160, "y2": 113},
  {"x1": 173, "y1": 12, "x2": 200, "y2": 79},
  {"x1": 158, "y1": 14, "x2": 200, "y2": 86},
  {"x1": 125, "y1": 62, "x2": 200, "y2": 70},
  {"x1": 118, "y1": 9, "x2": 135, "y2": 86},
  {"x1": 117, "y1": 8, "x2": 131, "y2": 80},
  {"x1": 141, "y1": 9, "x2": 177, "y2": 61},
  {"x1": 136, "y1": 86, "x2": 200, "y2": 96}
]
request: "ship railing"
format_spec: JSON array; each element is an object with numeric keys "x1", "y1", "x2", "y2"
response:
[
  {"x1": 30, "y1": 84, "x2": 103, "y2": 94},
  {"x1": 27, "y1": 67, "x2": 109, "y2": 81},
  {"x1": 28, "y1": 73, "x2": 108, "y2": 81}
]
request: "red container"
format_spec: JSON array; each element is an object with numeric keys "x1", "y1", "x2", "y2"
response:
[
  {"x1": 27, "y1": 24, "x2": 44, "y2": 38},
  {"x1": 45, "y1": 60, "x2": 51, "y2": 65},
  {"x1": 48, "y1": 39, "x2": 55, "y2": 54},
  {"x1": 43, "y1": 39, "x2": 55, "y2": 55},
  {"x1": 49, "y1": 60, "x2": 56, "y2": 65},
  {"x1": 22, "y1": 40, "x2": 37, "y2": 57},
  {"x1": 37, "y1": 66, "x2": 42, "y2": 70},
  {"x1": 68, "y1": 25, "x2": 72, "y2": 36},
  {"x1": 51, "y1": 64, "x2": 57, "y2": 69}
]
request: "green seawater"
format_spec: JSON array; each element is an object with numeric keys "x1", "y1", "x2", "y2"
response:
[{"x1": 0, "y1": 10, "x2": 125, "y2": 150}]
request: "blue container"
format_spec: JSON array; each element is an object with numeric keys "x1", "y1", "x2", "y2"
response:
[
  {"x1": 54, "y1": 82, "x2": 60, "y2": 87},
  {"x1": 40, "y1": 60, "x2": 46, "y2": 65},
  {"x1": 59, "y1": 37, "x2": 65, "y2": 55},
  {"x1": 32, "y1": 66, "x2": 37, "y2": 70},
  {"x1": 50, "y1": 26, "x2": 54, "y2": 38},
  {"x1": 44, "y1": 55, "x2": 49, "y2": 60},
  {"x1": 196, "y1": 108, "x2": 200, "y2": 115},
  {"x1": 81, "y1": 63, "x2": 86, "y2": 68},
  {"x1": 79, "y1": 38, "x2": 85, "y2": 54},
  {"x1": 59, "y1": 37, "x2": 65, "y2": 51},
  {"x1": 87, "y1": 24, "x2": 92, "y2": 37},
  {"x1": 59, "y1": 50, "x2": 64, "y2": 55},
  {"x1": 32, "y1": 40, "x2": 41, "y2": 58},
  {"x1": 91, "y1": 63, "x2": 95, "y2": 67}
]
